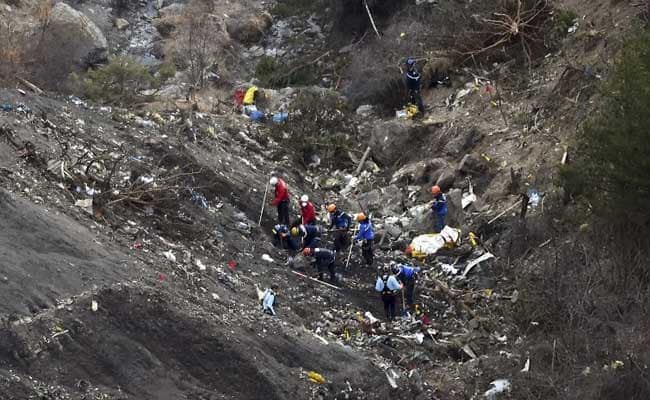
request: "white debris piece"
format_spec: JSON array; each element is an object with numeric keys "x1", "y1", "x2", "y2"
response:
[
  {"x1": 91, "y1": 300, "x2": 98, "y2": 312},
  {"x1": 262, "y1": 254, "x2": 274, "y2": 263},
  {"x1": 462, "y1": 252, "x2": 495, "y2": 277},
  {"x1": 162, "y1": 250, "x2": 176, "y2": 262},
  {"x1": 364, "y1": 311, "x2": 379, "y2": 324},
  {"x1": 521, "y1": 358, "x2": 530, "y2": 373},
  {"x1": 195, "y1": 259, "x2": 207, "y2": 271},
  {"x1": 484, "y1": 379, "x2": 511, "y2": 399}
]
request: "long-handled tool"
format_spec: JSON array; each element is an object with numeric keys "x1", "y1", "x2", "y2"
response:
[
  {"x1": 258, "y1": 177, "x2": 270, "y2": 226},
  {"x1": 291, "y1": 270, "x2": 341, "y2": 290},
  {"x1": 401, "y1": 287, "x2": 409, "y2": 319},
  {"x1": 344, "y1": 226, "x2": 359, "y2": 271}
]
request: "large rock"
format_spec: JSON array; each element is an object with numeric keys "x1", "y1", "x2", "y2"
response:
[
  {"x1": 446, "y1": 188, "x2": 463, "y2": 227},
  {"x1": 391, "y1": 158, "x2": 448, "y2": 185},
  {"x1": 444, "y1": 127, "x2": 482, "y2": 157},
  {"x1": 226, "y1": 13, "x2": 273, "y2": 45},
  {"x1": 458, "y1": 153, "x2": 488, "y2": 175},
  {"x1": 48, "y1": 3, "x2": 108, "y2": 67},
  {"x1": 435, "y1": 169, "x2": 456, "y2": 190},
  {"x1": 369, "y1": 120, "x2": 430, "y2": 166},
  {"x1": 357, "y1": 184, "x2": 404, "y2": 217}
]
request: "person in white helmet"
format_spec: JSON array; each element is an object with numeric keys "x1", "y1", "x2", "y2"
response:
[
  {"x1": 299, "y1": 194, "x2": 316, "y2": 225},
  {"x1": 269, "y1": 176, "x2": 290, "y2": 225}
]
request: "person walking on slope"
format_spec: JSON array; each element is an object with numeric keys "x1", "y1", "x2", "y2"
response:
[
  {"x1": 300, "y1": 195, "x2": 316, "y2": 225},
  {"x1": 303, "y1": 247, "x2": 337, "y2": 282},
  {"x1": 375, "y1": 265, "x2": 401, "y2": 321},
  {"x1": 392, "y1": 262, "x2": 421, "y2": 310},
  {"x1": 327, "y1": 203, "x2": 352, "y2": 252},
  {"x1": 354, "y1": 213, "x2": 375, "y2": 267},
  {"x1": 291, "y1": 224, "x2": 323, "y2": 250},
  {"x1": 404, "y1": 58, "x2": 425, "y2": 113},
  {"x1": 430, "y1": 185, "x2": 448, "y2": 233},
  {"x1": 270, "y1": 176, "x2": 290, "y2": 226}
]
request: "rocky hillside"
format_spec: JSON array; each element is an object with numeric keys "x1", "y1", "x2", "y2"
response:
[{"x1": 1, "y1": 0, "x2": 649, "y2": 399}]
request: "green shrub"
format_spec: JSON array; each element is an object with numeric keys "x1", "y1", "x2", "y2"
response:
[
  {"x1": 561, "y1": 29, "x2": 650, "y2": 224},
  {"x1": 157, "y1": 62, "x2": 177, "y2": 83},
  {"x1": 79, "y1": 56, "x2": 154, "y2": 104},
  {"x1": 255, "y1": 56, "x2": 318, "y2": 88},
  {"x1": 549, "y1": 8, "x2": 578, "y2": 44},
  {"x1": 269, "y1": 0, "x2": 318, "y2": 18}
]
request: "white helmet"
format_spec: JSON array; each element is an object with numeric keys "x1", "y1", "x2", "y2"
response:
[
  {"x1": 269, "y1": 177, "x2": 278, "y2": 185},
  {"x1": 300, "y1": 194, "x2": 309, "y2": 202}
]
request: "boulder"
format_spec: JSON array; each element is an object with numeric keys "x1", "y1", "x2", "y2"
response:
[
  {"x1": 369, "y1": 120, "x2": 429, "y2": 166},
  {"x1": 227, "y1": 13, "x2": 273, "y2": 45},
  {"x1": 47, "y1": 3, "x2": 108, "y2": 67},
  {"x1": 444, "y1": 127, "x2": 482, "y2": 157},
  {"x1": 114, "y1": 18, "x2": 130, "y2": 30},
  {"x1": 391, "y1": 158, "x2": 448, "y2": 185},
  {"x1": 458, "y1": 153, "x2": 487, "y2": 175},
  {"x1": 357, "y1": 184, "x2": 404, "y2": 217},
  {"x1": 446, "y1": 188, "x2": 463, "y2": 227},
  {"x1": 435, "y1": 169, "x2": 456, "y2": 190}
]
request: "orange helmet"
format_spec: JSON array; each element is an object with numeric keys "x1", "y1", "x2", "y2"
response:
[
  {"x1": 327, "y1": 203, "x2": 337, "y2": 213},
  {"x1": 356, "y1": 212, "x2": 367, "y2": 222},
  {"x1": 303, "y1": 247, "x2": 312, "y2": 256},
  {"x1": 431, "y1": 185, "x2": 441, "y2": 196}
]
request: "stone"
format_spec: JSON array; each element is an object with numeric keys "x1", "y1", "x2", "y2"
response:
[
  {"x1": 391, "y1": 158, "x2": 448, "y2": 185},
  {"x1": 435, "y1": 169, "x2": 456, "y2": 190},
  {"x1": 227, "y1": 13, "x2": 273, "y2": 45},
  {"x1": 446, "y1": 188, "x2": 463, "y2": 227},
  {"x1": 369, "y1": 120, "x2": 431, "y2": 166},
  {"x1": 444, "y1": 127, "x2": 482, "y2": 157},
  {"x1": 114, "y1": 18, "x2": 129, "y2": 30},
  {"x1": 458, "y1": 153, "x2": 487, "y2": 175},
  {"x1": 47, "y1": 3, "x2": 108, "y2": 67},
  {"x1": 357, "y1": 184, "x2": 404, "y2": 217},
  {"x1": 355, "y1": 105, "x2": 374, "y2": 117}
]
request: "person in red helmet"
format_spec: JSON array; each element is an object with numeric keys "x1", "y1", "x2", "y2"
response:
[
  {"x1": 270, "y1": 176, "x2": 290, "y2": 225},
  {"x1": 299, "y1": 194, "x2": 316, "y2": 225},
  {"x1": 303, "y1": 247, "x2": 337, "y2": 282},
  {"x1": 430, "y1": 185, "x2": 447, "y2": 233}
]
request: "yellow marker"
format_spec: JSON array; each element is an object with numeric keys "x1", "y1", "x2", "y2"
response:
[
  {"x1": 307, "y1": 371, "x2": 326, "y2": 384},
  {"x1": 468, "y1": 232, "x2": 478, "y2": 247}
]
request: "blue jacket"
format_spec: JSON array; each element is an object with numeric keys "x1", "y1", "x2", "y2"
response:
[
  {"x1": 312, "y1": 248, "x2": 336, "y2": 266},
  {"x1": 355, "y1": 220, "x2": 375, "y2": 242},
  {"x1": 273, "y1": 224, "x2": 289, "y2": 236},
  {"x1": 405, "y1": 67, "x2": 421, "y2": 91},
  {"x1": 432, "y1": 193, "x2": 448, "y2": 216},
  {"x1": 300, "y1": 224, "x2": 322, "y2": 248},
  {"x1": 329, "y1": 211, "x2": 352, "y2": 230},
  {"x1": 375, "y1": 274, "x2": 401, "y2": 293},
  {"x1": 396, "y1": 264, "x2": 420, "y2": 280}
]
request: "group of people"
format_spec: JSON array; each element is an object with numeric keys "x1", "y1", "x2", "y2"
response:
[
  {"x1": 266, "y1": 174, "x2": 450, "y2": 322},
  {"x1": 262, "y1": 58, "x2": 451, "y2": 320},
  {"x1": 268, "y1": 176, "x2": 375, "y2": 283}
]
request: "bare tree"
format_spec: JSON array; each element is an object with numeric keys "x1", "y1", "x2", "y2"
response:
[{"x1": 178, "y1": 2, "x2": 220, "y2": 89}]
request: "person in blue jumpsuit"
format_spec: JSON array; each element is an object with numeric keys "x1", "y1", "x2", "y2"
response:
[{"x1": 354, "y1": 213, "x2": 374, "y2": 267}]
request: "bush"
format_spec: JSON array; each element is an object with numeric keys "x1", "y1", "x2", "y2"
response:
[
  {"x1": 255, "y1": 56, "x2": 318, "y2": 88},
  {"x1": 268, "y1": 90, "x2": 354, "y2": 168},
  {"x1": 77, "y1": 56, "x2": 155, "y2": 104},
  {"x1": 561, "y1": 29, "x2": 650, "y2": 225},
  {"x1": 157, "y1": 62, "x2": 177, "y2": 83}
]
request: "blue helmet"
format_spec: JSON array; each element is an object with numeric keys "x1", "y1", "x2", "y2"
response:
[{"x1": 405, "y1": 58, "x2": 416, "y2": 67}]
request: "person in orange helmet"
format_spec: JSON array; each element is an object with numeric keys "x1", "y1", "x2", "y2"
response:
[{"x1": 430, "y1": 185, "x2": 447, "y2": 233}]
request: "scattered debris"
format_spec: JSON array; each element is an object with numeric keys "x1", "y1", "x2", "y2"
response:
[{"x1": 484, "y1": 379, "x2": 511, "y2": 399}]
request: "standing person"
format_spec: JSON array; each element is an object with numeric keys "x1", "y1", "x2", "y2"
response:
[
  {"x1": 430, "y1": 185, "x2": 448, "y2": 233},
  {"x1": 300, "y1": 195, "x2": 316, "y2": 225},
  {"x1": 404, "y1": 58, "x2": 425, "y2": 113},
  {"x1": 354, "y1": 213, "x2": 375, "y2": 268},
  {"x1": 270, "y1": 176, "x2": 290, "y2": 225},
  {"x1": 375, "y1": 265, "x2": 401, "y2": 321},
  {"x1": 303, "y1": 247, "x2": 337, "y2": 282},
  {"x1": 291, "y1": 224, "x2": 322, "y2": 249},
  {"x1": 327, "y1": 203, "x2": 352, "y2": 252},
  {"x1": 392, "y1": 262, "x2": 421, "y2": 310}
]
